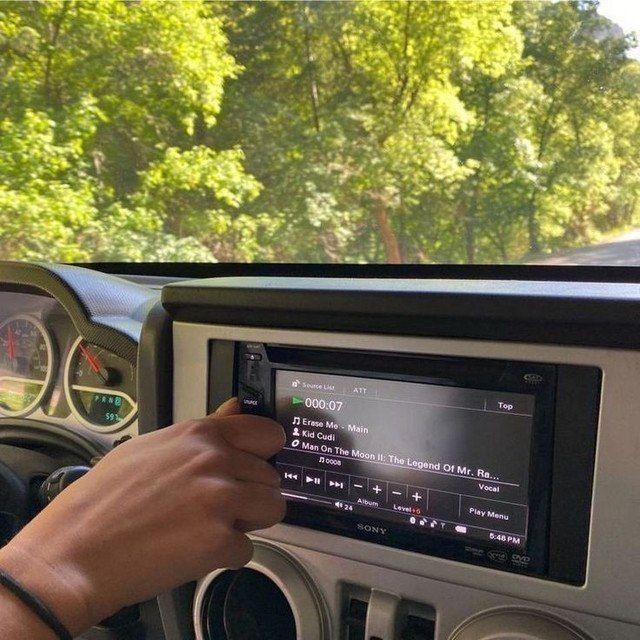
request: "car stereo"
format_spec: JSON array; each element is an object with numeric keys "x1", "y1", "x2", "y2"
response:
[{"x1": 208, "y1": 341, "x2": 600, "y2": 585}]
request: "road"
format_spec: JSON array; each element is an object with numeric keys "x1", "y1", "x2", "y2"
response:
[{"x1": 529, "y1": 229, "x2": 640, "y2": 266}]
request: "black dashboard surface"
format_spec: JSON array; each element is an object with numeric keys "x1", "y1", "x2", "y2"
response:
[
  {"x1": 0, "y1": 262, "x2": 158, "y2": 363},
  {"x1": 162, "y1": 276, "x2": 640, "y2": 349}
]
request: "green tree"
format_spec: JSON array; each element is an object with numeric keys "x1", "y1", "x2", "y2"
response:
[
  {"x1": 215, "y1": 0, "x2": 523, "y2": 263},
  {"x1": 0, "y1": 0, "x2": 258, "y2": 261},
  {"x1": 1, "y1": 0, "x2": 639, "y2": 265},
  {"x1": 516, "y1": 0, "x2": 632, "y2": 253}
]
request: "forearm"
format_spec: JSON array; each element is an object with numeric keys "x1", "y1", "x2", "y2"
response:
[
  {"x1": 0, "y1": 404, "x2": 285, "y2": 639},
  {"x1": 0, "y1": 587, "x2": 57, "y2": 640},
  {"x1": 0, "y1": 542, "x2": 96, "y2": 639}
]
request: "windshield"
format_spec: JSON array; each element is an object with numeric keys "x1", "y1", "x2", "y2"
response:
[{"x1": 0, "y1": 0, "x2": 638, "y2": 266}]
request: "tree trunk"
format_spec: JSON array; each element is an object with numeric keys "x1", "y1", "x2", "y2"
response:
[
  {"x1": 301, "y1": 3, "x2": 321, "y2": 133},
  {"x1": 372, "y1": 196, "x2": 402, "y2": 263},
  {"x1": 527, "y1": 201, "x2": 540, "y2": 254},
  {"x1": 459, "y1": 202, "x2": 475, "y2": 264},
  {"x1": 527, "y1": 99, "x2": 558, "y2": 254},
  {"x1": 465, "y1": 225, "x2": 475, "y2": 264},
  {"x1": 43, "y1": 3, "x2": 70, "y2": 106}
]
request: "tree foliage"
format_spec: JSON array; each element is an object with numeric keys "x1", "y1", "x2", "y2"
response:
[{"x1": 0, "y1": 0, "x2": 638, "y2": 263}]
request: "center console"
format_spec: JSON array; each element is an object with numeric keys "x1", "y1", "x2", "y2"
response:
[{"x1": 148, "y1": 277, "x2": 640, "y2": 640}]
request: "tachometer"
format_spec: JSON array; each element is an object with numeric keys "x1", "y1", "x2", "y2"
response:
[
  {"x1": 0, "y1": 315, "x2": 55, "y2": 417},
  {"x1": 64, "y1": 337, "x2": 137, "y2": 432}
]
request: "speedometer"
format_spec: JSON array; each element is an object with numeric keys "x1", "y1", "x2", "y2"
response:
[
  {"x1": 0, "y1": 315, "x2": 55, "y2": 417},
  {"x1": 64, "y1": 337, "x2": 137, "y2": 432}
]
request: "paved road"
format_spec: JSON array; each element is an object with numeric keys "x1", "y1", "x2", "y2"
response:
[{"x1": 530, "y1": 229, "x2": 640, "y2": 266}]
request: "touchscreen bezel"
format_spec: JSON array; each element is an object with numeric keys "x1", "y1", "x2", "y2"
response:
[
  {"x1": 208, "y1": 340, "x2": 599, "y2": 585},
  {"x1": 237, "y1": 345, "x2": 557, "y2": 579}
]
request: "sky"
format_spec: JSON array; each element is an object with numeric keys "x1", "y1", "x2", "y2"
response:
[{"x1": 598, "y1": 0, "x2": 640, "y2": 59}]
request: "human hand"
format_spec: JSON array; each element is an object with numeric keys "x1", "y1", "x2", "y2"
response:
[{"x1": 0, "y1": 399, "x2": 286, "y2": 636}]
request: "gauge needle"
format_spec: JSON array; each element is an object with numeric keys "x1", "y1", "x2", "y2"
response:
[
  {"x1": 79, "y1": 342, "x2": 109, "y2": 383},
  {"x1": 6, "y1": 326, "x2": 15, "y2": 360}
]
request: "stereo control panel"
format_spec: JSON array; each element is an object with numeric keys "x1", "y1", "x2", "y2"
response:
[{"x1": 227, "y1": 341, "x2": 600, "y2": 583}]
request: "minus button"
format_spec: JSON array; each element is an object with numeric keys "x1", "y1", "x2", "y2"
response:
[{"x1": 349, "y1": 476, "x2": 367, "y2": 499}]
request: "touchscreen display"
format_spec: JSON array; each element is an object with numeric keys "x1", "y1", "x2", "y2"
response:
[{"x1": 275, "y1": 370, "x2": 535, "y2": 549}]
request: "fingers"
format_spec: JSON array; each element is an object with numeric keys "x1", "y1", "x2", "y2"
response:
[
  {"x1": 201, "y1": 399, "x2": 286, "y2": 460},
  {"x1": 230, "y1": 449, "x2": 281, "y2": 487},
  {"x1": 183, "y1": 400, "x2": 286, "y2": 542},
  {"x1": 216, "y1": 529, "x2": 254, "y2": 568},
  {"x1": 213, "y1": 397, "x2": 240, "y2": 418},
  {"x1": 215, "y1": 415, "x2": 286, "y2": 460},
  {"x1": 234, "y1": 481, "x2": 286, "y2": 533}
]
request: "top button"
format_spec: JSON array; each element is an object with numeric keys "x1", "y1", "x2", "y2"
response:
[{"x1": 486, "y1": 397, "x2": 533, "y2": 416}]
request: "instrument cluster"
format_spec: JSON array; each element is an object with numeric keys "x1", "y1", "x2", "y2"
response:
[{"x1": 0, "y1": 291, "x2": 137, "y2": 434}]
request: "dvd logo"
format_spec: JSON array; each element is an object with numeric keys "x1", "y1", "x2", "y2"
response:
[
  {"x1": 511, "y1": 553, "x2": 531, "y2": 566},
  {"x1": 357, "y1": 523, "x2": 387, "y2": 535},
  {"x1": 523, "y1": 373, "x2": 543, "y2": 385}
]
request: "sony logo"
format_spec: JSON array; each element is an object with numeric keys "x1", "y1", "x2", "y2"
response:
[{"x1": 357, "y1": 523, "x2": 387, "y2": 535}]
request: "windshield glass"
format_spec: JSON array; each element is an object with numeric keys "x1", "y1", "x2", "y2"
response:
[{"x1": 0, "y1": 0, "x2": 638, "y2": 265}]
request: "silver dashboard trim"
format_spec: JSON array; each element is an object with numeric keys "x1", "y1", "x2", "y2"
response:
[
  {"x1": 193, "y1": 542, "x2": 328, "y2": 640},
  {"x1": 173, "y1": 321, "x2": 639, "y2": 626}
]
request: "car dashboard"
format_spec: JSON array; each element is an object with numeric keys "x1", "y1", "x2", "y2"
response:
[
  {"x1": 1, "y1": 262, "x2": 640, "y2": 640},
  {"x1": 0, "y1": 291, "x2": 138, "y2": 440}
]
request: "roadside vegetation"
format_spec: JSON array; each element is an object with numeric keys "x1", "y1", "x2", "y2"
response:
[{"x1": 0, "y1": 1, "x2": 638, "y2": 263}]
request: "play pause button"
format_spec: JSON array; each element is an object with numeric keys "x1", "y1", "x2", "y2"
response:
[
  {"x1": 277, "y1": 464, "x2": 302, "y2": 490},
  {"x1": 302, "y1": 469, "x2": 325, "y2": 494},
  {"x1": 326, "y1": 472, "x2": 349, "y2": 498}
]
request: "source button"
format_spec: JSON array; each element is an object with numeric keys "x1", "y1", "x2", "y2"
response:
[{"x1": 239, "y1": 385, "x2": 264, "y2": 414}]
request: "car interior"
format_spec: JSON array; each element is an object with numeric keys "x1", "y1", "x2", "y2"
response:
[
  {"x1": 0, "y1": 262, "x2": 638, "y2": 640},
  {"x1": 1, "y1": 1, "x2": 639, "y2": 639}
]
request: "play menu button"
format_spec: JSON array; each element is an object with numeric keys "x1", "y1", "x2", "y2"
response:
[{"x1": 459, "y1": 496, "x2": 527, "y2": 535}]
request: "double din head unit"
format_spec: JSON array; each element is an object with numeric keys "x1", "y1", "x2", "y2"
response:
[{"x1": 208, "y1": 341, "x2": 600, "y2": 585}]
